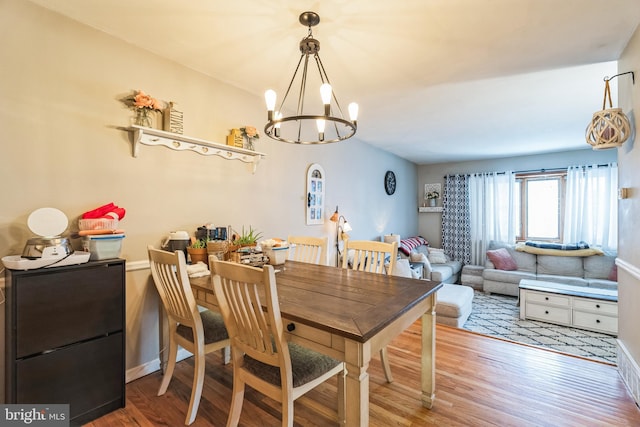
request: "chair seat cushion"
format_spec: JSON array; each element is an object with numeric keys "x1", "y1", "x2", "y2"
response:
[
  {"x1": 177, "y1": 310, "x2": 229, "y2": 343},
  {"x1": 243, "y1": 342, "x2": 341, "y2": 387}
]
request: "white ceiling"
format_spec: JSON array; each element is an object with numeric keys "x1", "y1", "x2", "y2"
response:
[{"x1": 28, "y1": 0, "x2": 640, "y2": 164}]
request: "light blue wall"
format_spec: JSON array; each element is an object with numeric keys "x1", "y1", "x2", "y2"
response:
[{"x1": 416, "y1": 149, "x2": 617, "y2": 247}]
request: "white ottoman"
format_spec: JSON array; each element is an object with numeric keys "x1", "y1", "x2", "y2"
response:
[{"x1": 436, "y1": 283, "x2": 474, "y2": 327}]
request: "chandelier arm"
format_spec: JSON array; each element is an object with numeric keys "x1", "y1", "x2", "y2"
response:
[
  {"x1": 298, "y1": 54, "x2": 310, "y2": 116},
  {"x1": 277, "y1": 54, "x2": 306, "y2": 115},
  {"x1": 315, "y1": 54, "x2": 347, "y2": 118}
]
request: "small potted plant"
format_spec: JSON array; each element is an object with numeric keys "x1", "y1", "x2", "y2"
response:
[
  {"x1": 232, "y1": 226, "x2": 262, "y2": 248},
  {"x1": 186, "y1": 238, "x2": 209, "y2": 264},
  {"x1": 427, "y1": 191, "x2": 440, "y2": 207}
]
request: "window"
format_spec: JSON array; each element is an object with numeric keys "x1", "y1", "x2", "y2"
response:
[{"x1": 515, "y1": 172, "x2": 566, "y2": 242}]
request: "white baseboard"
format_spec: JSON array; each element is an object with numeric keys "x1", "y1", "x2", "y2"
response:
[
  {"x1": 617, "y1": 339, "x2": 640, "y2": 407},
  {"x1": 125, "y1": 348, "x2": 192, "y2": 383}
]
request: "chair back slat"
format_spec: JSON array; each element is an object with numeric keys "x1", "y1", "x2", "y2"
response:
[
  {"x1": 287, "y1": 236, "x2": 328, "y2": 265},
  {"x1": 211, "y1": 260, "x2": 290, "y2": 369},
  {"x1": 148, "y1": 246, "x2": 199, "y2": 328},
  {"x1": 342, "y1": 240, "x2": 398, "y2": 275}
]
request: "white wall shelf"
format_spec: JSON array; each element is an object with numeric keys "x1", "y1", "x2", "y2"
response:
[
  {"x1": 418, "y1": 206, "x2": 443, "y2": 213},
  {"x1": 127, "y1": 125, "x2": 266, "y2": 173}
]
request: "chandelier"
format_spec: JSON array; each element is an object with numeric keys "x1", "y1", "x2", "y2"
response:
[
  {"x1": 585, "y1": 71, "x2": 634, "y2": 150},
  {"x1": 264, "y1": 11, "x2": 358, "y2": 144}
]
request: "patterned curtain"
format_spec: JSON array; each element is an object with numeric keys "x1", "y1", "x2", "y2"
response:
[{"x1": 441, "y1": 174, "x2": 471, "y2": 264}]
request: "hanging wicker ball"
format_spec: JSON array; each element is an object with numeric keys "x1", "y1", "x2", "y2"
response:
[{"x1": 585, "y1": 108, "x2": 631, "y2": 150}]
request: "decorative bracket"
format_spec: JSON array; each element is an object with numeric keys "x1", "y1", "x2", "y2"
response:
[{"x1": 128, "y1": 126, "x2": 266, "y2": 173}]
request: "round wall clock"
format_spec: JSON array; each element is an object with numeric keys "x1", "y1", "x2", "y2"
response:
[{"x1": 384, "y1": 171, "x2": 396, "y2": 195}]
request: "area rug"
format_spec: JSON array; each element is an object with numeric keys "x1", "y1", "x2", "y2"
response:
[{"x1": 463, "y1": 291, "x2": 617, "y2": 364}]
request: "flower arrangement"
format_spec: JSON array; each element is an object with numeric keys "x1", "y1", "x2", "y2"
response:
[
  {"x1": 121, "y1": 90, "x2": 165, "y2": 127},
  {"x1": 240, "y1": 126, "x2": 259, "y2": 140},
  {"x1": 426, "y1": 191, "x2": 440, "y2": 199},
  {"x1": 240, "y1": 126, "x2": 259, "y2": 150}
]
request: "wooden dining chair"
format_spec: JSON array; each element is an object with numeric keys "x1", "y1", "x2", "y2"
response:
[
  {"x1": 210, "y1": 259, "x2": 345, "y2": 427},
  {"x1": 286, "y1": 235, "x2": 328, "y2": 265},
  {"x1": 341, "y1": 239, "x2": 398, "y2": 383},
  {"x1": 147, "y1": 246, "x2": 230, "y2": 425}
]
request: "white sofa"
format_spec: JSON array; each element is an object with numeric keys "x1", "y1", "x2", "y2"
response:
[
  {"x1": 397, "y1": 236, "x2": 462, "y2": 284},
  {"x1": 482, "y1": 241, "x2": 617, "y2": 297}
]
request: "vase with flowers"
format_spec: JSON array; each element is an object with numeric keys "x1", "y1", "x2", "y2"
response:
[
  {"x1": 121, "y1": 90, "x2": 165, "y2": 128},
  {"x1": 427, "y1": 191, "x2": 440, "y2": 207},
  {"x1": 240, "y1": 126, "x2": 259, "y2": 151}
]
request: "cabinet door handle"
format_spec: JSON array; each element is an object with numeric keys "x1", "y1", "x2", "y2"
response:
[
  {"x1": 287, "y1": 323, "x2": 296, "y2": 332},
  {"x1": 596, "y1": 304, "x2": 600, "y2": 309},
  {"x1": 545, "y1": 297, "x2": 549, "y2": 301},
  {"x1": 545, "y1": 310, "x2": 549, "y2": 315},
  {"x1": 596, "y1": 319, "x2": 601, "y2": 323}
]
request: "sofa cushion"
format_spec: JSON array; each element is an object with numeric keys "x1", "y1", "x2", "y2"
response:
[
  {"x1": 537, "y1": 255, "x2": 583, "y2": 277},
  {"x1": 608, "y1": 264, "x2": 618, "y2": 281},
  {"x1": 431, "y1": 264, "x2": 453, "y2": 283},
  {"x1": 483, "y1": 268, "x2": 535, "y2": 284},
  {"x1": 486, "y1": 248, "x2": 517, "y2": 270},
  {"x1": 430, "y1": 260, "x2": 462, "y2": 283},
  {"x1": 392, "y1": 258, "x2": 420, "y2": 279},
  {"x1": 586, "y1": 278, "x2": 618, "y2": 290},
  {"x1": 583, "y1": 254, "x2": 616, "y2": 280},
  {"x1": 536, "y1": 275, "x2": 588, "y2": 287}
]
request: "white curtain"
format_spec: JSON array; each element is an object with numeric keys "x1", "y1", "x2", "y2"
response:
[
  {"x1": 564, "y1": 163, "x2": 618, "y2": 251},
  {"x1": 469, "y1": 172, "x2": 516, "y2": 265}
]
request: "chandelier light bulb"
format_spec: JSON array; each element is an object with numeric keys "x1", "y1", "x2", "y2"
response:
[
  {"x1": 265, "y1": 89, "x2": 277, "y2": 120},
  {"x1": 320, "y1": 83, "x2": 332, "y2": 115},
  {"x1": 317, "y1": 118, "x2": 326, "y2": 141},
  {"x1": 348, "y1": 102, "x2": 359, "y2": 123},
  {"x1": 274, "y1": 111, "x2": 282, "y2": 137}
]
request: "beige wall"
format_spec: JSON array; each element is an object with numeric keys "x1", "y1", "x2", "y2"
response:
[
  {"x1": 0, "y1": 0, "x2": 417, "y2": 387},
  {"x1": 617, "y1": 22, "x2": 640, "y2": 403}
]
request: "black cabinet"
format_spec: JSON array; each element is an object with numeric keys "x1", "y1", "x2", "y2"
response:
[{"x1": 5, "y1": 259, "x2": 125, "y2": 425}]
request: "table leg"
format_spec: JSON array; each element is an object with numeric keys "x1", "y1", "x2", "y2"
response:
[
  {"x1": 421, "y1": 294, "x2": 436, "y2": 408},
  {"x1": 344, "y1": 340, "x2": 370, "y2": 426}
]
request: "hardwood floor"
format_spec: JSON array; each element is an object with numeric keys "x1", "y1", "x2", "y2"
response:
[{"x1": 87, "y1": 322, "x2": 640, "y2": 426}]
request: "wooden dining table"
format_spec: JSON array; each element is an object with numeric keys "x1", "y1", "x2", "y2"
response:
[{"x1": 188, "y1": 260, "x2": 442, "y2": 426}]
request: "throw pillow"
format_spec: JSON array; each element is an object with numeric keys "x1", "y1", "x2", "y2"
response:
[
  {"x1": 427, "y1": 248, "x2": 447, "y2": 264},
  {"x1": 399, "y1": 236, "x2": 428, "y2": 256},
  {"x1": 608, "y1": 264, "x2": 618, "y2": 281},
  {"x1": 486, "y1": 248, "x2": 517, "y2": 271}
]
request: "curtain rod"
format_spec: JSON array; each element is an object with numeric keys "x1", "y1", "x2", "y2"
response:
[{"x1": 444, "y1": 163, "x2": 614, "y2": 178}]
